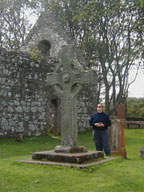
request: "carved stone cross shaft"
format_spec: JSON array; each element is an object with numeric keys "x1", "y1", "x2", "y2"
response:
[{"x1": 47, "y1": 45, "x2": 93, "y2": 146}]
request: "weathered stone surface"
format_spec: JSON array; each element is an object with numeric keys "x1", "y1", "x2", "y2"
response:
[
  {"x1": 47, "y1": 45, "x2": 94, "y2": 146},
  {"x1": 18, "y1": 156, "x2": 117, "y2": 168},
  {"x1": 54, "y1": 145, "x2": 88, "y2": 153},
  {"x1": 22, "y1": 11, "x2": 86, "y2": 67},
  {"x1": 0, "y1": 10, "x2": 98, "y2": 137},
  {"x1": 126, "y1": 121, "x2": 144, "y2": 129},
  {"x1": 117, "y1": 103, "x2": 125, "y2": 119},
  {"x1": 32, "y1": 150, "x2": 104, "y2": 164},
  {"x1": 0, "y1": 48, "x2": 58, "y2": 137},
  {"x1": 0, "y1": 48, "x2": 97, "y2": 137},
  {"x1": 109, "y1": 104, "x2": 127, "y2": 158}
]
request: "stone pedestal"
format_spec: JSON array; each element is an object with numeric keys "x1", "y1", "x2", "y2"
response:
[
  {"x1": 32, "y1": 147, "x2": 104, "y2": 164},
  {"x1": 18, "y1": 146, "x2": 118, "y2": 168},
  {"x1": 54, "y1": 145, "x2": 88, "y2": 153}
]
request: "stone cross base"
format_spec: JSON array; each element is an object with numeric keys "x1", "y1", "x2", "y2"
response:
[
  {"x1": 32, "y1": 150, "x2": 104, "y2": 164},
  {"x1": 18, "y1": 156, "x2": 117, "y2": 168},
  {"x1": 54, "y1": 145, "x2": 88, "y2": 153}
]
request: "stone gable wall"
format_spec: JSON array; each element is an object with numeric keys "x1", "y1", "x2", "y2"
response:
[
  {"x1": 22, "y1": 11, "x2": 86, "y2": 67},
  {"x1": 22, "y1": 11, "x2": 72, "y2": 58},
  {"x1": 0, "y1": 48, "x2": 97, "y2": 137}
]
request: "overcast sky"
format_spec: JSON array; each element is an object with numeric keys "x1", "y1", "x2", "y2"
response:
[{"x1": 128, "y1": 71, "x2": 144, "y2": 98}]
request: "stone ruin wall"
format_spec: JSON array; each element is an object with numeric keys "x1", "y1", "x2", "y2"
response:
[
  {"x1": 0, "y1": 48, "x2": 97, "y2": 137},
  {"x1": 77, "y1": 85, "x2": 98, "y2": 132},
  {"x1": 0, "y1": 48, "x2": 55, "y2": 137}
]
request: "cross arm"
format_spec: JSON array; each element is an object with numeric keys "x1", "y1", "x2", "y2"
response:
[
  {"x1": 46, "y1": 73, "x2": 61, "y2": 86},
  {"x1": 73, "y1": 70, "x2": 95, "y2": 85},
  {"x1": 47, "y1": 72, "x2": 63, "y2": 96}
]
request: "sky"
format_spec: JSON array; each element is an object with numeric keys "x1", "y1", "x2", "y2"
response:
[{"x1": 128, "y1": 70, "x2": 144, "y2": 98}]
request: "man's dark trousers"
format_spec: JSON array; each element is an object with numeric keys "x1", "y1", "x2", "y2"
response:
[{"x1": 93, "y1": 129, "x2": 111, "y2": 156}]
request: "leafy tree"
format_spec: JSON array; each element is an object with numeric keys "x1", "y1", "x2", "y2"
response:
[
  {"x1": 126, "y1": 97, "x2": 144, "y2": 120},
  {"x1": 132, "y1": 0, "x2": 144, "y2": 60},
  {"x1": 0, "y1": 0, "x2": 40, "y2": 50},
  {"x1": 0, "y1": 0, "x2": 143, "y2": 115},
  {"x1": 44, "y1": 0, "x2": 144, "y2": 114}
]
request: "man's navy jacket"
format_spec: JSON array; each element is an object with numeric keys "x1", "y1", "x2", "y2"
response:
[{"x1": 89, "y1": 112, "x2": 111, "y2": 130}]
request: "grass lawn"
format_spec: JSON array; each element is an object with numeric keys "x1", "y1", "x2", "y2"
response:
[{"x1": 0, "y1": 129, "x2": 144, "y2": 192}]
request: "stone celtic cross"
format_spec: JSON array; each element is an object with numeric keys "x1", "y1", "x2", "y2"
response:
[{"x1": 47, "y1": 45, "x2": 94, "y2": 147}]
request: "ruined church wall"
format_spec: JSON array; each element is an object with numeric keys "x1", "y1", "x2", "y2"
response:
[
  {"x1": 77, "y1": 85, "x2": 98, "y2": 132},
  {"x1": 0, "y1": 48, "x2": 97, "y2": 137},
  {"x1": 0, "y1": 48, "x2": 57, "y2": 137}
]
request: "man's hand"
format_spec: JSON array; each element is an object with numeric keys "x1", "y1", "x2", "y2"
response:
[{"x1": 94, "y1": 122, "x2": 104, "y2": 127}]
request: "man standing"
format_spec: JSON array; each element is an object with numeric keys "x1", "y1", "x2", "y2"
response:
[{"x1": 89, "y1": 104, "x2": 111, "y2": 156}]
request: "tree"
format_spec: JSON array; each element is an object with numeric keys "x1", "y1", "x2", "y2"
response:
[
  {"x1": 0, "y1": 0, "x2": 40, "y2": 50},
  {"x1": 0, "y1": 0, "x2": 143, "y2": 114},
  {"x1": 45, "y1": 0, "x2": 144, "y2": 114},
  {"x1": 132, "y1": 0, "x2": 144, "y2": 60},
  {"x1": 127, "y1": 97, "x2": 144, "y2": 120}
]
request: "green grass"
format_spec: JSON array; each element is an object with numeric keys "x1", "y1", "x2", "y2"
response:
[{"x1": 0, "y1": 129, "x2": 144, "y2": 192}]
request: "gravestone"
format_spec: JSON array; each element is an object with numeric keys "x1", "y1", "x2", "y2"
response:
[
  {"x1": 109, "y1": 103, "x2": 127, "y2": 158},
  {"x1": 117, "y1": 103, "x2": 125, "y2": 119},
  {"x1": 139, "y1": 148, "x2": 144, "y2": 159}
]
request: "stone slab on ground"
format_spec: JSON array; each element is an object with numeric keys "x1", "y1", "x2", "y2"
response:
[
  {"x1": 32, "y1": 150, "x2": 104, "y2": 164},
  {"x1": 17, "y1": 157, "x2": 117, "y2": 168}
]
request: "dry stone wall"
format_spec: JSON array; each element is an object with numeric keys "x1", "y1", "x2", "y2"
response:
[{"x1": 0, "y1": 48, "x2": 97, "y2": 137}]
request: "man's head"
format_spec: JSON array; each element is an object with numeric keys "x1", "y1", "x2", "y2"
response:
[{"x1": 97, "y1": 103, "x2": 103, "y2": 113}]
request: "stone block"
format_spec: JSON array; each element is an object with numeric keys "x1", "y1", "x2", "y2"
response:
[
  {"x1": 54, "y1": 145, "x2": 88, "y2": 153},
  {"x1": 32, "y1": 150, "x2": 104, "y2": 164}
]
